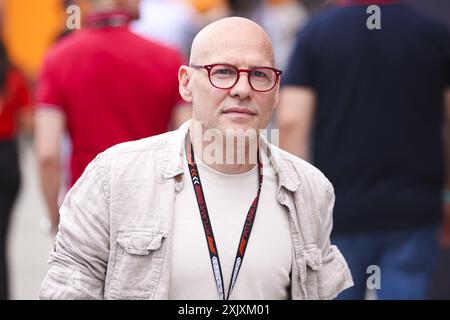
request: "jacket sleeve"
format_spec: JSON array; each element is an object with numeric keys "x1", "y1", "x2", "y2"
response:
[
  {"x1": 315, "y1": 181, "x2": 354, "y2": 299},
  {"x1": 39, "y1": 154, "x2": 110, "y2": 299}
]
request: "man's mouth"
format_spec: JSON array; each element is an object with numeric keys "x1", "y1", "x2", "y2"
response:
[{"x1": 222, "y1": 107, "x2": 257, "y2": 116}]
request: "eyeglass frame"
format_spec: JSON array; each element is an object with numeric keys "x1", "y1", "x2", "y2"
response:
[{"x1": 190, "y1": 63, "x2": 283, "y2": 92}]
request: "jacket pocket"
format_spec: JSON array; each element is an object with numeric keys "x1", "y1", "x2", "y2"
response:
[{"x1": 110, "y1": 228, "x2": 167, "y2": 299}]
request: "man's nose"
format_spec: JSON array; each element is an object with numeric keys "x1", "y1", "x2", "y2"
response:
[{"x1": 229, "y1": 72, "x2": 253, "y2": 99}]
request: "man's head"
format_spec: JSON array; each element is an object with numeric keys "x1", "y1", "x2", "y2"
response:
[{"x1": 179, "y1": 17, "x2": 280, "y2": 135}]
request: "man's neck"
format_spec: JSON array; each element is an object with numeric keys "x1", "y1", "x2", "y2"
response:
[
  {"x1": 189, "y1": 128, "x2": 259, "y2": 175},
  {"x1": 85, "y1": 9, "x2": 132, "y2": 28}
]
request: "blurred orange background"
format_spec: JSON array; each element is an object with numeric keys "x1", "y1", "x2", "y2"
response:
[{"x1": 2, "y1": 0, "x2": 65, "y2": 79}]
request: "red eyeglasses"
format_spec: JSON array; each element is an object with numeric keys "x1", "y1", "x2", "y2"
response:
[{"x1": 190, "y1": 63, "x2": 282, "y2": 92}]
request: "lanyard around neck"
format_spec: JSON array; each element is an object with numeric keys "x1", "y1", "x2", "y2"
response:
[{"x1": 185, "y1": 140, "x2": 263, "y2": 300}]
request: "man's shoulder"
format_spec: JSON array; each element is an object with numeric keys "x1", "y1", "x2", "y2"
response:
[
  {"x1": 101, "y1": 130, "x2": 175, "y2": 159},
  {"x1": 134, "y1": 33, "x2": 183, "y2": 56},
  {"x1": 95, "y1": 121, "x2": 189, "y2": 179},
  {"x1": 46, "y1": 31, "x2": 86, "y2": 55},
  {"x1": 85, "y1": 130, "x2": 178, "y2": 185},
  {"x1": 128, "y1": 31, "x2": 185, "y2": 67}
]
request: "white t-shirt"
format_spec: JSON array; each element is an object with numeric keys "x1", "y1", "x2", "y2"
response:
[{"x1": 170, "y1": 147, "x2": 292, "y2": 300}]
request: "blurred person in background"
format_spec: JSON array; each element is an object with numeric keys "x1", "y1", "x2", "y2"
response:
[
  {"x1": 404, "y1": 0, "x2": 450, "y2": 300},
  {"x1": 131, "y1": 0, "x2": 199, "y2": 57},
  {"x1": 0, "y1": 39, "x2": 33, "y2": 300},
  {"x1": 35, "y1": 0, "x2": 190, "y2": 235},
  {"x1": 278, "y1": 0, "x2": 450, "y2": 299},
  {"x1": 258, "y1": 0, "x2": 308, "y2": 71},
  {"x1": 404, "y1": 0, "x2": 450, "y2": 302}
]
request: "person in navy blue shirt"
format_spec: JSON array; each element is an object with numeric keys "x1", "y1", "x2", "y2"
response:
[{"x1": 278, "y1": 0, "x2": 450, "y2": 299}]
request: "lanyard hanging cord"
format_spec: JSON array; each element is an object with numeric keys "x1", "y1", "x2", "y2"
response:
[{"x1": 186, "y1": 139, "x2": 263, "y2": 300}]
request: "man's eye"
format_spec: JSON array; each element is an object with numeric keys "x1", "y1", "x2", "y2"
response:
[
  {"x1": 212, "y1": 67, "x2": 236, "y2": 76},
  {"x1": 252, "y1": 70, "x2": 268, "y2": 78}
]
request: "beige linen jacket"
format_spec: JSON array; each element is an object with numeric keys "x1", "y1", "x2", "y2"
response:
[{"x1": 39, "y1": 120, "x2": 353, "y2": 300}]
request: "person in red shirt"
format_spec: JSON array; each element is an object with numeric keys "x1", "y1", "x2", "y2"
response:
[
  {"x1": 35, "y1": 0, "x2": 190, "y2": 234},
  {"x1": 0, "y1": 40, "x2": 33, "y2": 300}
]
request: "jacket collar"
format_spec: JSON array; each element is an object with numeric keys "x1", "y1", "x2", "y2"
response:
[
  {"x1": 85, "y1": 10, "x2": 132, "y2": 29},
  {"x1": 160, "y1": 120, "x2": 301, "y2": 192}
]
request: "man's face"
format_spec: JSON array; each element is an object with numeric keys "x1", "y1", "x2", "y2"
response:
[{"x1": 181, "y1": 27, "x2": 279, "y2": 135}]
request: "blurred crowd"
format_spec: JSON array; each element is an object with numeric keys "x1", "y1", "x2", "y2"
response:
[{"x1": 0, "y1": 0, "x2": 449, "y2": 300}]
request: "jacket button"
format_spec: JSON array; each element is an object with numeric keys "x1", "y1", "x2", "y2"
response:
[{"x1": 175, "y1": 174, "x2": 183, "y2": 183}]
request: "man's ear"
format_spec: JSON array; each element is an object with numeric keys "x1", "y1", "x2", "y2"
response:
[{"x1": 179, "y1": 66, "x2": 193, "y2": 103}]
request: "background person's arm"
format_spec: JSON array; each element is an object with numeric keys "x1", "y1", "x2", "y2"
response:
[
  {"x1": 35, "y1": 108, "x2": 64, "y2": 235},
  {"x1": 19, "y1": 106, "x2": 34, "y2": 137},
  {"x1": 13, "y1": 69, "x2": 34, "y2": 136},
  {"x1": 278, "y1": 86, "x2": 316, "y2": 161}
]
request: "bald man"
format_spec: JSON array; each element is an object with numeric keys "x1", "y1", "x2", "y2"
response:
[{"x1": 39, "y1": 17, "x2": 352, "y2": 300}]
